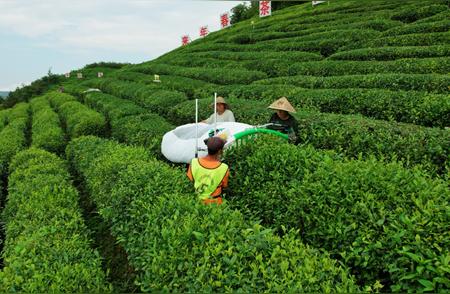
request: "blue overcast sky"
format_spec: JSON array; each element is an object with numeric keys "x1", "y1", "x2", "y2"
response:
[{"x1": 0, "y1": 0, "x2": 240, "y2": 91}]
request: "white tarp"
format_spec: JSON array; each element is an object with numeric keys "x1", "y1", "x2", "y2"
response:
[
  {"x1": 161, "y1": 122, "x2": 253, "y2": 163},
  {"x1": 312, "y1": 1, "x2": 327, "y2": 6}
]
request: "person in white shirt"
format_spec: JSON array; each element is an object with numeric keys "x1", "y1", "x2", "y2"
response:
[{"x1": 202, "y1": 96, "x2": 235, "y2": 124}]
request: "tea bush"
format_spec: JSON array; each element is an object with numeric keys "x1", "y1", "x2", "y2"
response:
[
  {"x1": 66, "y1": 136, "x2": 359, "y2": 292},
  {"x1": 329, "y1": 45, "x2": 450, "y2": 61},
  {"x1": 135, "y1": 89, "x2": 187, "y2": 116},
  {"x1": 391, "y1": 4, "x2": 448, "y2": 23},
  {"x1": 47, "y1": 92, "x2": 106, "y2": 138},
  {"x1": 227, "y1": 142, "x2": 450, "y2": 292},
  {"x1": 173, "y1": 50, "x2": 323, "y2": 62},
  {"x1": 0, "y1": 109, "x2": 9, "y2": 131},
  {"x1": 0, "y1": 103, "x2": 29, "y2": 175},
  {"x1": 6, "y1": 102, "x2": 29, "y2": 121},
  {"x1": 30, "y1": 96, "x2": 65, "y2": 154},
  {"x1": 0, "y1": 148, "x2": 111, "y2": 292},
  {"x1": 84, "y1": 91, "x2": 144, "y2": 121},
  {"x1": 112, "y1": 113, "x2": 173, "y2": 155},
  {"x1": 287, "y1": 57, "x2": 450, "y2": 76},
  {"x1": 382, "y1": 20, "x2": 450, "y2": 36},
  {"x1": 227, "y1": 85, "x2": 450, "y2": 128},
  {"x1": 344, "y1": 31, "x2": 450, "y2": 50},
  {"x1": 294, "y1": 110, "x2": 449, "y2": 174},
  {"x1": 83, "y1": 92, "x2": 172, "y2": 155},
  {"x1": 255, "y1": 73, "x2": 450, "y2": 93},
  {"x1": 110, "y1": 71, "x2": 215, "y2": 98},
  {"x1": 135, "y1": 63, "x2": 267, "y2": 85}
]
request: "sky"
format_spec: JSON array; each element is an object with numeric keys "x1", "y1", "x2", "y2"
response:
[{"x1": 0, "y1": 0, "x2": 241, "y2": 91}]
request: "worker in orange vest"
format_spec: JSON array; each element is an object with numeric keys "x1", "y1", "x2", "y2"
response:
[{"x1": 187, "y1": 137, "x2": 229, "y2": 205}]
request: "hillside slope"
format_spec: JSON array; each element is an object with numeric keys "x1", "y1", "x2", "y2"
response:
[
  {"x1": 1, "y1": 0, "x2": 449, "y2": 292},
  {"x1": 57, "y1": 0, "x2": 449, "y2": 174}
]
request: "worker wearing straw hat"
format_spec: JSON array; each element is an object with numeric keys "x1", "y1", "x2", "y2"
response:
[
  {"x1": 267, "y1": 97, "x2": 299, "y2": 143},
  {"x1": 202, "y1": 96, "x2": 235, "y2": 124}
]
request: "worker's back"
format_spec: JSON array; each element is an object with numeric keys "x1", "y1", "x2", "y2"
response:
[{"x1": 187, "y1": 137, "x2": 229, "y2": 205}]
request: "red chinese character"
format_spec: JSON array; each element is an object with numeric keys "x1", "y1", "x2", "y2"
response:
[
  {"x1": 259, "y1": 1, "x2": 271, "y2": 17},
  {"x1": 220, "y1": 13, "x2": 230, "y2": 28},
  {"x1": 181, "y1": 35, "x2": 190, "y2": 46},
  {"x1": 200, "y1": 26, "x2": 209, "y2": 37}
]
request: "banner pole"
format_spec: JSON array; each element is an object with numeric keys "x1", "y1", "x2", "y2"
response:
[
  {"x1": 195, "y1": 98, "x2": 199, "y2": 158},
  {"x1": 214, "y1": 92, "x2": 217, "y2": 135}
]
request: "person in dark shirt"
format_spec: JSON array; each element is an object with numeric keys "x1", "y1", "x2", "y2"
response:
[{"x1": 267, "y1": 97, "x2": 299, "y2": 143}]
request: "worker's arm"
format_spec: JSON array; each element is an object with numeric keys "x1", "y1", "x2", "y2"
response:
[
  {"x1": 203, "y1": 114, "x2": 213, "y2": 124},
  {"x1": 228, "y1": 111, "x2": 235, "y2": 122},
  {"x1": 222, "y1": 169, "x2": 230, "y2": 188},
  {"x1": 292, "y1": 118, "x2": 299, "y2": 134},
  {"x1": 187, "y1": 164, "x2": 193, "y2": 182}
]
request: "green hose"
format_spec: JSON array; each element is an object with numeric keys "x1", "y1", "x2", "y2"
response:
[{"x1": 233, "y1": 128, "x2": 289, "y2": 142}]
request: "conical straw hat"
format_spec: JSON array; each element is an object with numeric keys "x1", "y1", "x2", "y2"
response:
[{"x1": 268, "y1": 97, "x2": 296, "y2": 113}]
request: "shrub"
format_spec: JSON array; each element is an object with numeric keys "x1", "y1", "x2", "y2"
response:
[
  {"x1": 242, "y1": 59, "x2": 299, "y2": 77},
  {"x1": 259, "y1": 29, "x2": 380, "y2": 46},
  {"x1": 84, "y1": 92, "x2": 144, "y2": 121},
  {"x1": 227, "y1": 85, "x2": 450, "y2": 128},
  {"x1": 111, "y1": 113, "x2": 173, "y2": 155},
  {"x1": 415, "y1": 9, "x2": 450, "y2": 23},
  {"x1": 30, "y1": 96, "x2": 65, "y2": 154},
  {"x1": 287, "y1": 58, "x2": 450, "y2": 76},
  {"x1": 281, "y1": 12, "x2": 400, "y2": 33},
  {"x1": 382, "y1": 20, "x2": 450, "y2": 36},
  {"x1": 0, "y1": 106, "x2": 29, "y2": 175},
  {"x1": 84, "y1": 62, "x2": 130, "y2": 69},
  {"x1": 391, "y1": 4, "x2": 448, "y2": 23},
  {"x1": 255, "y1": 73, "x2": 450, "y2": 93},
  {"x1": 47, "y1": 91, "x2": 77, "y2": 108},
  {"x1": 84, "y1": 78, "x2": 156, "y2": 101},
  {"x1": 66, "y1": 136, "x2": 359, "y2": 292},
  {"x1": 31, "y1": 108, "x2": 65, "y2": 153},
  {"x1": 294, "y1": 110, "x2": 449, "y2": 174},
  {"x1": 329, "y1": 45, "x2": 450, "y2": 61},
  {"x1": 168, "y1": 97, "x2": 268, "y2": 126},
  {"x1": 137, "y1": 89, "x2": 188, "y2": 115},
  {"x1": 344, "y1": 32, "x2": 450, "y2": 50},
  {"x1": 0, "y1": 148, "x2": 111, "y2": 292},
  {"x1": 164, "y1": 56, "x2": 243, "y2": 69},
  {"x1": 170, "y1": 51, "x2": 323, "y2": 62},
  {"x1": 227, "y1": 141, "x2": 450, "y2": 292},
  {"x1": 61, "y1": 83, "x2": 90, "y2": 98},
  {"x1": 60, "y1": 102, "x2": 106, "y2": 138},
  {"x1": 7, "y1": 102, "x2": 29, "y2": 121},
  {"x1": 0, "y1": 109, "x2": 9, "y2": 131},
  {"x1": 2, "y1": 73, "x2": 61, "y2": 108},
  {"x1": 83, "y1": 92, "x2": 172, "y2": 156},
  {"x1": 135, "y1": 63, "x2": 267, "y2": 85},
  {"x1": 48, "y1": 92, "x2": 106, "y2": 138}
]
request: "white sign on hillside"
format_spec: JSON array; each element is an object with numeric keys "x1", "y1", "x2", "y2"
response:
[
  {"x1": 77, "y1": 73, "x2": 83, "y2": 79},
  {"x1": 65, "y1": 73, "x2": 70, "y2": 78},
  {"x1": 153, "y1": 74, "x2": 161, "y2": 83},
  {"x1": 97, "y1": 72, "x2": 104, "y2": 78},
  {"x1": 312, "y1": 1, "x2": 327, "y2": 6},
  {"x1": 259, "y1": 1, "x2": 271, "y2": 18}
]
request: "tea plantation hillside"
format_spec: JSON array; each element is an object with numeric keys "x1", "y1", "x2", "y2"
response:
[{"x1": 0, "y1": 0, "x2": 449, "y2": 292}]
